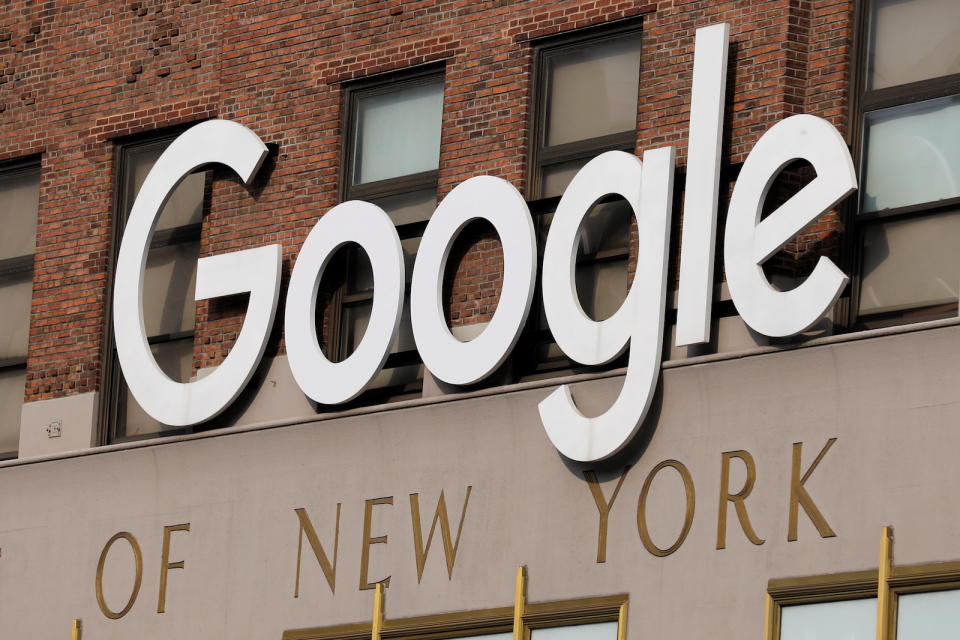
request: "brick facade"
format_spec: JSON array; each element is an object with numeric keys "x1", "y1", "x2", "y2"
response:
[{"x1": 0, "y1": 0, "x2": 855, "y2": 406}]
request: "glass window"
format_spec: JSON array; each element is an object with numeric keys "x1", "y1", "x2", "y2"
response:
[
  {"x1": 353, "y1": 79, "x2": 444, "y2": 184},
  {"x1": 0, "y1": 161, "x2": 40, "y2": 459},
  {"x1": 896, "y1": 589, "x2": 960, "y2": 639},
  {"x1": 324, "y1": 69, "x2": 445, "y2": 399},
  {"x1": 531, "y1": 26, "x2": 641, "y2": 199},
  {"x1": 859, "y1": 208, "x2": 960, "y2": 316},
  {"x1": 546, "y1": 37, "x2": 642, "y2": 146},
  {"x1": 779, "y1": 598, "x2": 877, "y2": 640},
  {"x1": 532, "y1": 621, "x2": 618, "y2": 640},
  {"x1": 282, "y1": 595, "x2": 624, "y2": 640},
  {"x1": 107, "y1": 135, "x2": 205, "y2": 441},
  {"x1": 866, "y1": 0, "x2": 960, "y2": 91},
  {"x1": 855, "y1": 0, "x2": 960, "y2": 327},
  {"x1": 522, "y1": 25, "x2": 640, "y2": 377},
  {"x1": 862, "y1": 96, "x2": 960, "y2": 213}
]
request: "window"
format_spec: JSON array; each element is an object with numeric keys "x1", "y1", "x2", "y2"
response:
[
  {"x1": 324, "y1": 67, "x2": 444, "y2": 399},
  {"x1": 853, "y1": 0, "x2": 960, "y2": 327},
  {"x1": 523, "y1": 24, "x2": 641, "y2": 375},
  {"x1": 282, "y1": 593, "x2": 625, "y2": 640},
  {"x1": 0, "y1": 159, "x2": 40, "y2": 459},
  {"x1": 767, "y1": 528, "x2": 960, "y2": 640},
  {"x1": 105, "y1": 134, "x2": 206, "y2": 441},
  {"x1": 528, "y1": 22, "x2": 642, "y2": 200}
]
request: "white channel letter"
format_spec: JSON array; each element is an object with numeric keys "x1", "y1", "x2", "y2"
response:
[
  {"x1": 285, "y1": 201, "x2": 405, "y2": 404},
  {"x1": 676, "y1": 22, "x2": 730, "y2": 346},
  {"x1": 411, "y1": 176, "x2": 536, "y2": 386},
  {"x1": 539, "y1": 148, "x2": 675, "y2": 462},
  {"x1": 724, "y1": 114, "x2": 855, "y2": 337},
  {"x1": 113, "y1": 120, "x2": 281, "y2": 426}
]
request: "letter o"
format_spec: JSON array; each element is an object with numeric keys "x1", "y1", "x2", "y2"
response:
[
  {"x1": 286, "y1": 201, "x2": 405, "y2": 404},
  {"x1": 411, "y1": 176, "x2": 536, "y2": 386},
  {"x1": 636, "y1": 460, "x2": 696, "y2": 557},
  {"x1": 95, "y1": 532, "x2": 143, "y2": 620}
]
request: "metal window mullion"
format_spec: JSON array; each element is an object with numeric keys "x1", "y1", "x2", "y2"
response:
[
  {"x1": 0, "y1": 358, "x2": 27, "y2": 371},
  {"x1": 861, "y1": 73, "x2": 960, "y2": 112},
  {"x1": 0, "y1": 254, "x2": 35, "y2": 278}
]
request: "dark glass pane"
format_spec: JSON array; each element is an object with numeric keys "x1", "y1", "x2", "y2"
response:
[
  {"x1": 859, "y1": 210, "x2": 960, "y2": 317},
  {"x1": 142, "y1": 240, "x2": 199, "y2": 338},
  {"x1": 546, "y1": 34, "x2": 641, "y2": 146},
  {"x1": 867, "y1": 0, "x2": 960, "y2": 90},
  {"x1": 0, "y1": 165, "x2": 39, "y2": 261},
  {"x1": 123, "y1": 338, "x2": 194, "y2": 437},
  {"x1": 125, "y1": 142, "x2": 204, "y2": 230},
  {"x1": 0, "y1": 366, "x2": 25, "y2": 454},
  {"x1": 370, "y1": 188, "x2": 436, "y2": 226},
  {"x1": 0, "y1": 270, "x2": 32, "y2": 360}
]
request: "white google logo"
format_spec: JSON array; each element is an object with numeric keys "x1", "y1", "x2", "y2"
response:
[{"x1": 112, "y1": 24, "x2": 856, "y2": 463}]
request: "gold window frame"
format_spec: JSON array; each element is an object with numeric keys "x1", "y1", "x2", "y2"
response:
[
  {"x1": 284, "y1": 570, "x2": 626, "y2": 640},
  {"x1": 764, "y1": 527, "x2": 960, "y2": 640}
]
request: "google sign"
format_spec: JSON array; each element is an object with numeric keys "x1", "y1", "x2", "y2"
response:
[{"x1": 112, "y1": 24, "x2": 856, "y2": 463}]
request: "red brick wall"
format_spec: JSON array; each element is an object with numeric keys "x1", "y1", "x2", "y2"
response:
[{"x1": 0, "y1": 0, "x2": 855, "y2": 404}]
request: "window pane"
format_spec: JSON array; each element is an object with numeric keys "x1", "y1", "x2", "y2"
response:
[
  {"x1": 0, "y1": 270, "x2": 33, "y2": 360},
  {"x1": 345, "y1": 237, "x2": 419, "y2": 295},
  {"x1": 142, "y1": 240, "x2": 199, "y2": 338},
  {"x1": 862, "y1": 95, "x2": 960, "y2": 213},
  {"x1": 897, "y1": 589, "x2": 960, "y2": 639},
  {"x1": 125, "y1": 144, "x2": 204, "y2": 230},
  {"x1": 532, "y1": 621, "x2": 618, "y2": 640},
  {"x1": 779, "y1": 598, "x2": 876, "y2": 640},
  {"x1": 578, "y1": 198, "x2": 632, "y2": 256},
  {"x1": 0, "y1": 366, "x2": 25, "y2": 455},
  {"x1": 123, "y1": 338, "x2": 193, "y2": 437},
  {"x1": 354, "y1": 78, "x2": 444, "y2": 184},
  {"x1": 341, "y1": 295, "x2": 416, "y2": 355},
  {"x1": 867, "y1": 0, "x2": 960, "y2": 90},
  {"x1": 542, "y1": 158, "x2": 589, "y2": 198},
  {"x1": 577, "y1": 258, "x2": 629, "y2": 322},
  {"x1": 0, "y1": 165, "x2": 39, "y2": 261},
  {"x1": 370, "y1": 188, "x2": 436, "y2": 226},
  {"x1": 342, "y1": 301, "x2": 371, "y2": 354},
  {"x1": 575, "y1": 197, "x2": 632, "y2": 321},
  {"x1": 346, "y1": 246, "x2": 374, "y2": 295},
  {"x1": 859, "y1": 210, "x2": 960, "y2": 316},
  {"x1": 546, "y1": 34, "x2": 641, "y2": 146}
]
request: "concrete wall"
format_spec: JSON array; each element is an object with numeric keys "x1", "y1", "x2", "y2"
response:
[{"x1": 1, "y1": 323, "x2": 958, "y2": 638}]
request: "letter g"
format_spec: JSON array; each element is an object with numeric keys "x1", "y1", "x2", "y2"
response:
[{"x1": 112, "y1": 120, "x2": 281, "y2": 426}]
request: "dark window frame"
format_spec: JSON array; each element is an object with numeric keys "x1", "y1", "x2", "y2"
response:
[
  {"x1": 323, "y1": 65, "x2": 446, "y2": 399},
  {"x1": 0, "y1": 156, "x2": 41, "y2": 460},
  {"x1": 519, "y1": 21, "x2": 642, "y2": 377},
  {"x1": 846, "y1": 0, "x2": 960, "y2": 329},
  {"x1": 526, "y1": 19, "x2": 643, "y2": 202},
  {"x1": 101, "y1": 129, "x2": 210, "y2": 444}
]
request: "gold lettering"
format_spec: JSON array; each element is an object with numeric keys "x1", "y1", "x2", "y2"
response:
[
  {"x1": 788, "y1": 438, "x2": 838, "y2": 541},
  {"x1": 95, "y1": 532, "x2": 143, "y2": 620},
  {"x1": 409, "y1": 486, "x2": 472, "y2": 582},
  {"x1": 716, "y1": 450, "x2": 765, "y2": 549},
  {"x1": 636, "y1": 460, "x2": 695, "y2": 557},
  {"x1": 359, "y1": 496, "x2": 393, "y2": 590},
  {"x1": 294, "y1": 505, "x2": 341, "y2": 596},
  {"x1": 157, "y1": 523, "x2": 190, "y2": 613},
  {"x1": 584, "y1": 467, "x2": 631, "y2": 563}
]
